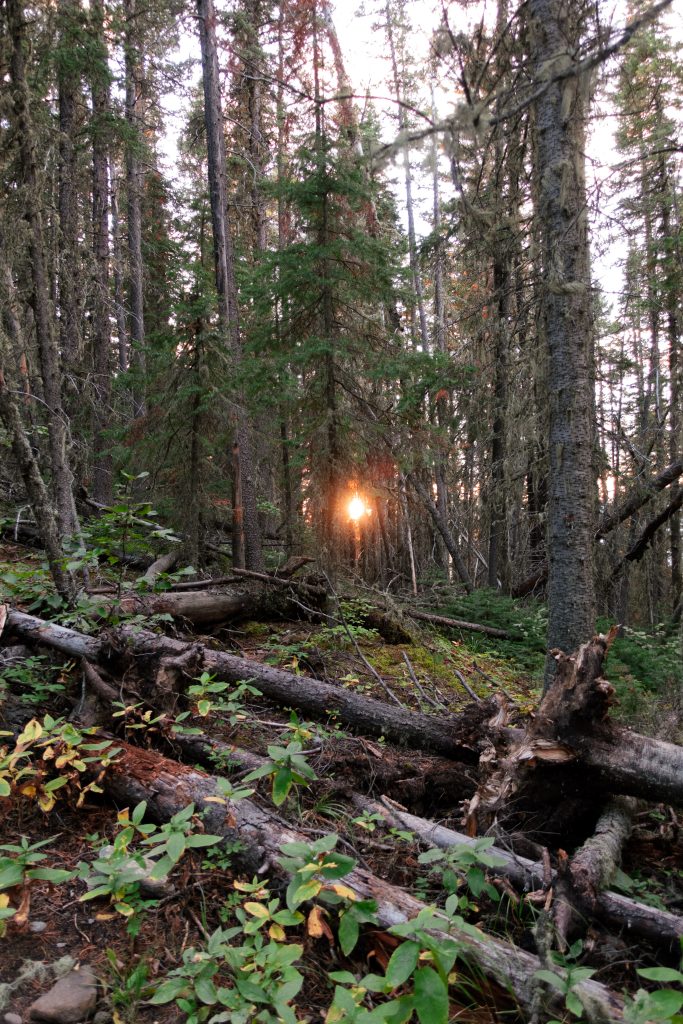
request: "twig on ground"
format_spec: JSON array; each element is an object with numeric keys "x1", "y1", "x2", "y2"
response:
[
  {"x1": 402, "y1": 652, "x2": 446, "y2": 711},
  {"x1": 453, "y1": 669, "x2": 482, "y2": 704}
]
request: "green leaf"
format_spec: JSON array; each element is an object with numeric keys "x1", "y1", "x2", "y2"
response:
[
  {"x1": 533, "y1": 970, "x2": 565, "y2": 992},
  {"x1": 338, "y1": 911, "x2": 359, "y2": 955},
  {"x1": 167, "y1": 832, "x2": 186, "y2": 864},
  {"x1": 417, "y1": 848, "x2": 445, "y2": 865},
  {"x1": 272, "y1": 768, "x2": 293, "y2": 806},
  {"x1": 149, "y1": 978, "x2": 189, "y2": 1004},
  {"x1": 638, "y1": 968, "x2": 683, "y2": 984},
  {"x1": 413, "y1": 967, "x2": 448, "y2": 1024},
  {"x1": 320, "y1": 854, "x2": 356, "y2": 880},
  {"x1": 0, "y1": 862, "x2": 24, "y2": 889},
  {"x1": 647, "y1": 991, "x2": 683, "y2": 1019},
  {"x1": 385, "y1": 941, "x2": 420, "y2": 988},
  {"x1": 566, "y1": 992, "x2": 584, "y2": 1017},
  {"x1": 194, "y1": 975, "x2": 218, "y2": 1006},
  {"x1": 29, "y1": 867, "x2": 74, "y2": 883},
  {"x1": 185, "y1": 834, "x2": 222, "y2": 850}
]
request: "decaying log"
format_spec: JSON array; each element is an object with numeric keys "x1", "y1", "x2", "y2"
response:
[
  {"x1": 78, "y1": 663, "x2": 477, "y2": 812},
  {"x1": 4, "y1": 609, "x2": 496, "y2": 760},
  {"x1": 353, "y1": 797, "x2": 683, "y2": 947},
  {"x1": 87, "y1": 579, "x2": 326, "y2": 627},
  {"x1": 141, "y1": 551, "x2": 180, "y2": 585},
  {"x1": 472, "y1": 633, "x2": 683, "y2": 858},
  {"x1": 568, "y1": 797, "x2": 637, "y2": 909},
  {"x1": 405, "y1": 608, "x2": 511, "y2": 639},
  {"x1": 98, "y1": 739, "x2": 624, "y2": 1021}
]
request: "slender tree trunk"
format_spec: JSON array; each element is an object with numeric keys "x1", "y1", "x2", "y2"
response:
[
  {"x1": 110, "y1": 169, "x2": 129, "y2": 374},
  {"x1": 90, "y1": 0, "x2": 113, "y2": 504},
  {"x1": 0, "y1": 329, "x2": 75, "y2": 602},
  {"x1": 196, "y1": 0, "x2": 264, "y2": 570},
  {"x1": 124, "y1": 0, "x2": 146, "y2": 418},
  {"x1": 7, "y1": 0, "x2": 79, "y2": 539},
  {"x1": 57, "y1": 0, "x2": 82, "y2": 382},
  {"x1": 529, "y1": 0, "x2": 596, "y2": 690}
]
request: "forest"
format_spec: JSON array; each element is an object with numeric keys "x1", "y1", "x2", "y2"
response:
[{"x1": 0, "y1": 0, "x2": 682, "y2": 1021}]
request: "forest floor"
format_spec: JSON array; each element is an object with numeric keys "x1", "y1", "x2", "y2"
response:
[{"x1": 1, "y1": 541, "x2": 683, "y2": 1023}]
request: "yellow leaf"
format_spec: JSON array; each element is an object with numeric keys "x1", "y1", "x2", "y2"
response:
[
  {"x1": 95, "y1": 912, "x2": 117, "y2": 921},
  {"x1": 38, "y1": 792, "x2": 56, "y2": 813},
  {"x1": 244, "y1": 902, "x2": 270, "y2": 919},
  {"x1": 307, "y1": 906, "x2": 326, "y2": 937},
  {"x1": 269, "y1": 923, "x2": 286, "y2": 941},
  {"x1": 203, "y1": 796, "x2": 226, "y2": 804},
  {"x1": 41, "y1": 745, "x2": 55, "y2": 762},
  {"x1": 20, "y1": 784, "x2": 37, "y2": 798},
  {"x1": 330, "y1": 884, "x2": 356, "y2": 901}
]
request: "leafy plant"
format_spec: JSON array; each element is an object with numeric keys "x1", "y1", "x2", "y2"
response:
[
  {"x1": 187, "y1": 673, "x2": 261, "y2": 722},
  {"x1": 104, "y1": 950, "x2": 154, "y2": 1022},
  {"x1": 0, "y1": 654, "x2": 68, "y2": 706},
  {"x1": 243, "y1": 741, "x2": 317, "y2": 807},
  {"x1": 417, "y1": 838, "x2": 505, "y2": 909},
  {"x1": 533, "y1": 940, "x2": 597, "y2": 1019},
  {"x1": 0, "y1": 835, "x2": 74, "y2": 930},
  {"x1": 78, "y1": 801, "x2": 221, "y2": 934},
  {"x1": 623, "y1": 945, "x2": 683, "y2": 1024},
  {"x1": 0, "y1": 716, "x2": 120, "y2": 811},
  {"x1": 150, "y1": 879, "x2": 305, "y2": 1024}
]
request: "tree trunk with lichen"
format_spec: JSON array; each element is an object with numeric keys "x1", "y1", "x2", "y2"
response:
[{"x1": 529, "y1": 0, "x2": 596, "y2": 690}]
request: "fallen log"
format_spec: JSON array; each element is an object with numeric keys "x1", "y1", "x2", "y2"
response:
[
  {"x1": 351, "y1": 797, "x2": 683, "y2": 947},
  {"x1": 406, "y1": 608, "x2": 511, "y2": 639},
  {"x1": 98, "y1": 739, "x2": 624, "y2": 1021},
  {"x1": 79, "y1": 660, "x2": 477, "y2": 812},
  {"x1": 84, "y1": 577, "x2": 327, "y2": 627},
  {"x1": 4, "y1": 609, "x2": 495, "y2": 761},
  {"x1": 471, "y1": 633, "x2": 683, "y2": 852}
]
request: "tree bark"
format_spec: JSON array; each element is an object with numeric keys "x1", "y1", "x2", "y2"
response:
[
  {"x1": 7, "y1": 0, "x2": 79, "y2": 538},
  {"x1": 529, "y1": 0, "x2": 596, "y2": 691},
  {"x1": 124, "y1": 0, "x2": 147, "y2": 418},
  {"x1": 0, "y1": 339, "x2": 75, "y2": 602},
  {"x1": 90, "y1": 0, "x2": 113, "y2": 504},
  {"x1": 196, "y1": 0, "x2": 263, "y2": 571},
  {"x1": 354, "y1": 797, "x2": 683, "y2": 947}
]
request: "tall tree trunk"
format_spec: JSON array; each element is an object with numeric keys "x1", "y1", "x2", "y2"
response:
[
  {"x1": 7, "y1": 0, "x2": 79, "y2": 539},
  {"x1": 196, "y1": 0, "x2": 264, "y2": 571},
  {"x1": 529, "y1": 0, "x2": 596, "y2": 690},
  {"x1": 110, "y1": 168, "x2": 129, "y2": 374},
  {"x1": 90, "y1": 0, "x2": 113, "y2": 504},
  {"x1": 0, "y1": 328, "x2": 75, "y2": 602},
  {"x1": 57, "y1": 0, "x2": 83, "y2": 382},
  {"x1": 124, "y1": 0, "x2": 146, "y2": 418}
]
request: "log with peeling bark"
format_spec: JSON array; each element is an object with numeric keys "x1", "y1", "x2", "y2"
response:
[
  {"x1": 84, "y1": 577, "x2": 327, "y2": 627},
  {"x1": 471, "y1": 633, "x2": 683, "y2": 858},
  {"x1": 7, "y1": 610, "x2": 683, "y2": 808},
  {"x1": 3, "y1": 609, "x2": 495, "y2": 761},
  {"x1": 351, "y1": 797, "x2": 683, "y2": 947},
  {"x1": 97, "y1": 739, "x2": 624, "y2": 1021},
  {"x1": 405, "y1": 608, "x2": 511, "y2": 639}
]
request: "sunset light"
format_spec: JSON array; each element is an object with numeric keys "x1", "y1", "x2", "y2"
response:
[{"x1": 348, "y1": 495, "x2": 367, "y2": 521}]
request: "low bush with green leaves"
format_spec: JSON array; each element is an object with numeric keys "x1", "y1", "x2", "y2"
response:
[{"x1": 243, "y1": 741, "x2": 317, "y2": 807}]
